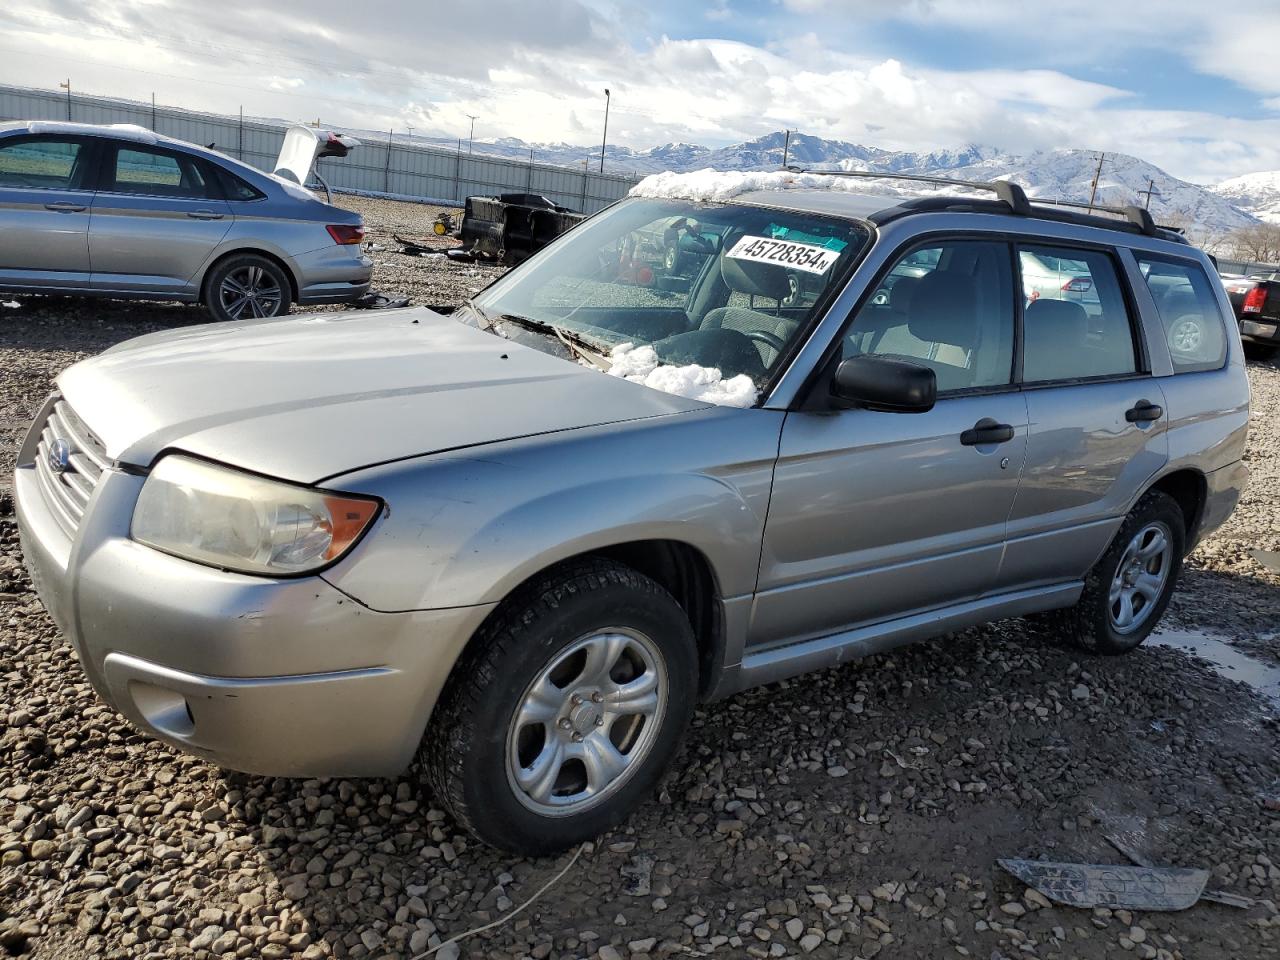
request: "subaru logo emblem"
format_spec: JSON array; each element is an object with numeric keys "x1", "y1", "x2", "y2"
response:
[{"x1": 48, "y1": 438, "x2": 71, "y2": 475}]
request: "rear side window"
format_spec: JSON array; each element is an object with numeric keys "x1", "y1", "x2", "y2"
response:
[
  {"x1": 0, "y1": 137, "x2": 86, "y2": 190},
  {"x1": 1019, "y1": 245, "x2": 1137, "y2": 383},
  {"x1": 844, "y1": 239, "x2": 1015, "y2": 392},
  {"x1": 109, "y1": 145, "x2": 213, "y2": 199},
  {"x1": 1135, "y1": 256, "x2": 1228, "y2": 372},
  {"x1": 215, "y1": 167, "x2": 265, "y2": 201}
]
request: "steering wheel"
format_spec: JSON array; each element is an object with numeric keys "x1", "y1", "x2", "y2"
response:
[{"x1": 741, "y1": 329, "x2": 787, "y2": 352}]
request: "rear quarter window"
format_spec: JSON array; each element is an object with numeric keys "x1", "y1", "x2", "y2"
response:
[{"x1": 1135, "y1": 255, "x2": 1228, "y2": 373}]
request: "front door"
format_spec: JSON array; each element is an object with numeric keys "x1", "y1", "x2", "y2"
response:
[
  {"x1": 89, "y1": 142, "x2": 233, "y2": 296},
  {"x1": 0, "y1": 135, "x2": 96, "y2": 289},
  {"x1": 753, "y1": 238, "x2": 1027, "y2": 648}
]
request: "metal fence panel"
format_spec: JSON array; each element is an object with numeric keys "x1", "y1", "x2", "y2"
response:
[{"x1": 0, "y1": 83, "x2": 639, "y2": 213}]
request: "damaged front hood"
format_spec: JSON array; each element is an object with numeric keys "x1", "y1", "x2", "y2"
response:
[{"x1": 58, "y1": 309, "x2": 702, "y2": 484}]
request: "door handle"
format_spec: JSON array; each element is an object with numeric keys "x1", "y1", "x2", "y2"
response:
[
  {"x1": 1125, "y1": 400, "x2": 1163, "y2": 423},
  {"x1": 960, "y1": 417, "x2": 1015, "y2": 446},
  {"x1": 186, "y1": 210, "x2": 225, "y2": 220},
  {"x1": 44, "y1": 201, "x2": 86, "y2": 212}
]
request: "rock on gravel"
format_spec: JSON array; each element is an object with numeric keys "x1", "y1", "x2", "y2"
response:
[{"x1": 0, "y1": 197, "x2": 1278, "y2": 959}]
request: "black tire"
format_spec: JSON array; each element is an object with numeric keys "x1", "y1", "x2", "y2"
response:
[
  {"x1": 203, "y1": 254, "x2": 292, "y2": 322},
  {"x1": 423, "y1": 558, "x2": 697, "y2": 855},
  {"x1": 1243, "y1": 341, "x2": 1279, "y2": 362},
  {"x1": 1047, "y1": 490, "x2": 1185, "y2": 655}
]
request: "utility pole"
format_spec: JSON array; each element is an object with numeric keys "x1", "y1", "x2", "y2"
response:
[
  {"x1": 384, "y1": 129, "x2": 393, "y2": 193},
  {"x1": 1087, "y1": 152, "x2": 1107, "y2": 212},
  {"x1": 1139, "y1": 177, "x2": 1160, "y2": 210},
  {"x1": 465, "y1": 115, "x2": 477, "y2": 154},
  {"x1": 599, "y1": 88, "x2": 611, "y2": 173},
  {"x1": 782, "y1": 129, "x2": 793, "y2": 168},
  {"x1": 58, "y1": 79, "x2": 71, "y2": 121}
]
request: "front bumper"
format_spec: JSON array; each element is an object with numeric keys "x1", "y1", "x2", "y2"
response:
[
  {"x1": 14, "y1": 454, "x2": 495, "y2": 777},
  {"x1": 1240, "y1": 318, "x2": 1279, "y2": 343}
]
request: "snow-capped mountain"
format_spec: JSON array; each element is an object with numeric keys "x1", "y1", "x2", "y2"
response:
[
  {"x1": 1210, "y1": 171, "x2": 1280, "y2": 225},
  {"x1": 836, "y1": 148, "x2": 1258, "y2": 235},
  {"x1": 407, "y1": 128, "x2": 1256, "y2": 234}
]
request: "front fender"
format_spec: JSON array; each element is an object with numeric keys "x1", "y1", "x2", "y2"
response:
[{"x1": 321, "y1": 410, "x2": 783, "y2": 613}]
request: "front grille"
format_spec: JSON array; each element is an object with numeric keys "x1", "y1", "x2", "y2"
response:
[{"x1": 33, "y1": 400, "x2": 109, "y2": 537}]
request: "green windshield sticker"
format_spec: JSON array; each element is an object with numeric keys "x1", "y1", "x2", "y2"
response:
[{"x1": 768, "y1": 225, "x2": 848, "y2": 252}]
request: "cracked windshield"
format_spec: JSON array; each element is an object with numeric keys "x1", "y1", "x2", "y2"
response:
[{"x1": 463, "y1": 197, "x2": 870, "y2": 405}]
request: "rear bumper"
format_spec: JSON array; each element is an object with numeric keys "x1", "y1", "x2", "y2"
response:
[
  {"x1": 15, "y1": 456, "x2": 495, "y2": 777},
  {"x1": 1194, "y1": 458, "x2": 1250, "y2": 550},
  {"x1": 292, "y1": 246, "x2": 373, "y2": 304},
  {"x1": 1240, "y1": 318, "x2": 1279, "y2": 343}
]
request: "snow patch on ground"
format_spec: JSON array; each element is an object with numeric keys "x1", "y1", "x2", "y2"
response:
[{"x1": 605, "y1": 343, "x2": 758, "y2": 407}]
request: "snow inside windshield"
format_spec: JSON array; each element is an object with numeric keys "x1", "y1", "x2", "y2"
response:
[{"x1": 470, "y1": 196, "x2": 870, "y2": 408}]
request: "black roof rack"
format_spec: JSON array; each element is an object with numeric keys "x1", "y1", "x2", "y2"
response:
[
  {"x1": 783, "y1": 165, "x2": 1167, "y2": 239},
  {"x1": 784, "y1": 165, "x2": 1032, "y2": 216}
]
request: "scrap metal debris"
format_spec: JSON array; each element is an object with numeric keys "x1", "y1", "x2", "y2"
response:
[
  {"x1": 349, "y1": 292, "x2": 411, "y2": 310},
  {"x1": 997, "y1": 858, "x2": 1209, "y2": 912},
  {"x1": 1105, "y1": 833, "x2": 1255, "y2": 909},
  {"x1": 459, "y1": 193, "x2": 584, "y2": 265}
]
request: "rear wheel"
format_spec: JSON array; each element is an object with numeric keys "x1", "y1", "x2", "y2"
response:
[
  {"x1": 1244, "y1": 341, "x2": 1279, "y2": 362},
  {"x1": 204, "y1": 254, "x2": 292, "y2": 322},
  {"x1": 1047, "y1": 490, "x2": 1185, "y2": 654},
  {"x1": 423, "y1": 559, "x2": 697, "y2": 854}
]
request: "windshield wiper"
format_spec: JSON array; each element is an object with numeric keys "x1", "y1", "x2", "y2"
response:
[{"x1": 492, "y1": 313, "x2": 613, "y2": 371}]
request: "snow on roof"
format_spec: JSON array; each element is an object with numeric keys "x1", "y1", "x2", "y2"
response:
[{"x1": 629, "y1": 168, "x2": 903, "y2": 203}]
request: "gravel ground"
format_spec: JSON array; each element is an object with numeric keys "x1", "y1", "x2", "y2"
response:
[{"x1": 1, "y1": 195, "x2": 1278, "y2": 960}]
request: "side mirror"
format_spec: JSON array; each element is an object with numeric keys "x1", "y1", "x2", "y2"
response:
[{"x1": 831, "y1": 356, "x2": 936, "y2": 413}]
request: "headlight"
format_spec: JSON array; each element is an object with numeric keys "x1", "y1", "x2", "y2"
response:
[{"x1": 131, "y1": 455, "x2": 380, "y2": 576}]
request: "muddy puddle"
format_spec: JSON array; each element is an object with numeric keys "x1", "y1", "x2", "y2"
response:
[{"x1": 1151, "y1": 629, "x2": 1280, "y2": 709}]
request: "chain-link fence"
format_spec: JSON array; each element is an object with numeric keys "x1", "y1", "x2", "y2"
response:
[{"x1": 0, "y1": 83, "x2": 639, "y2": 213}]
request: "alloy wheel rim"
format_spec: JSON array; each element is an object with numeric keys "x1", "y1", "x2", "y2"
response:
[
  {"x1": 219, "y1": 265, "x2": 283, "y2": 319},
  {"x1": 1108, "y1": 521, "x2": 1172, "y2": 634},
  {"x1": 506, "y1": 628, "x2": 667, "y2": 816}
]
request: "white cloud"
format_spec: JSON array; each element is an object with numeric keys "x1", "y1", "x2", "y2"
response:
[{"x1": 0, "y1": 0, "x2": 1277, "y2": 182}]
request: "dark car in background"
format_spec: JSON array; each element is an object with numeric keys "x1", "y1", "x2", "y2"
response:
[{"x1": 1221, "y1": 271, "x2": 1280, "y2": 358}]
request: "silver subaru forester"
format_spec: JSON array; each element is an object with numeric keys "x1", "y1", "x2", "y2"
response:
[
  {"x1": 15, "y1": 175, "x2": 1249, "y2": 854},
  {"x1": 0, "y1": 120, "x2": 373, "y2": 320}
]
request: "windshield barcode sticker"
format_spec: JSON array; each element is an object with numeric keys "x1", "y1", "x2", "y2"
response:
[{"x1": 726, "y1": 235, "x2": 842, "y2": 275}]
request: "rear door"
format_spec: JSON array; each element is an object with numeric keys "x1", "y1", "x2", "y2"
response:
[
  {"x1": 999, "y1": 241, "x2": 1168, "y2": 590},
  {"x1": 753, "y1": 238, "x2": 1028, "y2": 648},
  {"x1": 0, "y1": 134, "x2": 96, "y2": 289},
  {"x1": 89, "y1": 141, "x2": 233, "y2": 296}
]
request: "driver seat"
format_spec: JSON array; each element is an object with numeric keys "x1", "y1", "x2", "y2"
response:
[{"x1": 699, "y1": 257, "x2": 797, "y2": 366}]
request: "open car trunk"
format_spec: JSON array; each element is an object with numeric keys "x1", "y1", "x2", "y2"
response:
[{"x1": 273, "y1": 125, "x2": 360, "y2": 194}]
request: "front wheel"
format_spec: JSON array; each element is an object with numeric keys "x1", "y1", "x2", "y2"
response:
[
  {"x1": 1048, "y1": 490, "x2": 1185, "y2": 654},
  {"x1": 423, "y1": 559, "x2": 697, "y2": 854},
  {"x1": 204, "y1": 254, "x2": 292, "y2": 322}
]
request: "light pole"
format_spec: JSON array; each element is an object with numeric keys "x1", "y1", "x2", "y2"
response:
[
  {"x1": 599, "y1": 88, "x2": 611, "y2": 173},
  {"x1": 466, "y1": 114, "x2": 477, "y2": 154},
  {"x1": 59, "y1": 78, "x2": 71, "y2": 121}
]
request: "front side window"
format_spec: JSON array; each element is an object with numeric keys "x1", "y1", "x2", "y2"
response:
[
  {"x1": 842, "y1": 239, "x2": 1015, "y2": 392},
  {"x1": 465, "y1": 197, "x2": 870, "y2": 405},
  {"x1": 1019, "y1": 244, "x2": 1137, "y2": 382},
  {"x1": 0, "y1": 137, "x2": 86, "y2": 190},
  {"x1": 109, "y1": 145, "x2": 212, "y2": 199},
  {"x1": 1135, "y1": 255, "x2": 1228, "y2": 372}
]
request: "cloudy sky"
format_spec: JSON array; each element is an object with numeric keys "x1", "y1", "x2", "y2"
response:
[{"x1": 2, "y1": 0, "x2": 1279, "y2": 183}]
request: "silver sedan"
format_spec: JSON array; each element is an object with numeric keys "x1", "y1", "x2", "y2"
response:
[{"x1": 0, "y1": 120, "x2": 372, "y2": 320}]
